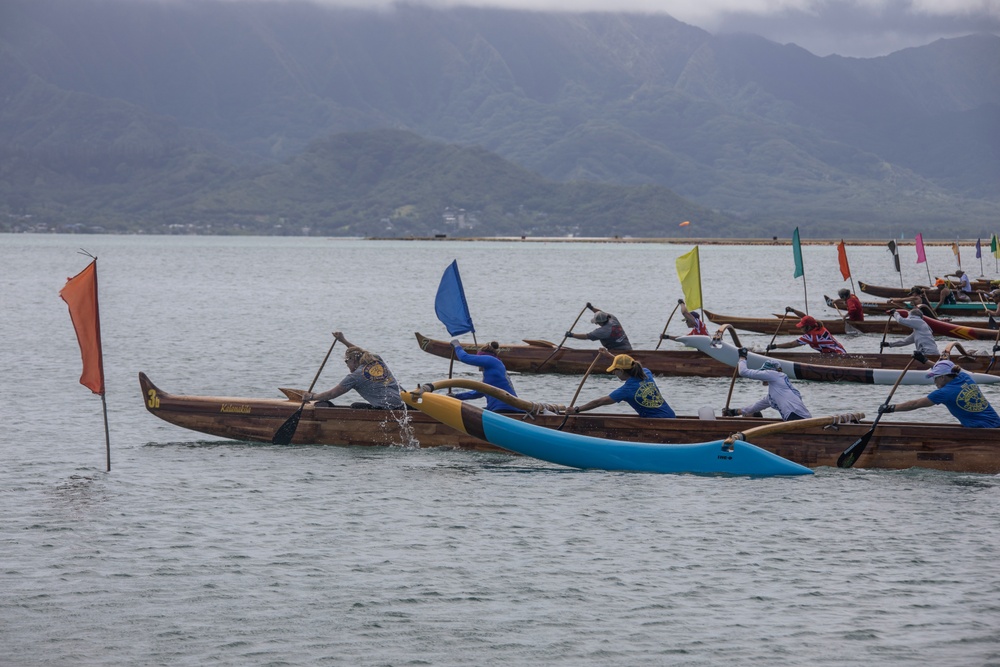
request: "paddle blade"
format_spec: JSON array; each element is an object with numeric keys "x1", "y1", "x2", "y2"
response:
[
  {"x1": 272, "y1": 405, "x2": 304, "y2": 445},
  {"x1": 837, "y1": 427, "x2": 875, "y2": 468}
]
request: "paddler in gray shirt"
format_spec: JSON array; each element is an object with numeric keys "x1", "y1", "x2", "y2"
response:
[
  {"x1": 882, "y1": 309, "x2": 940, "y2": 356},
  {"x1": 302, "y1": 332, "x2": 405, "y2": 409},
  {"x1": 722, "y1": 350, "x2": 811, "y2": 421},
  {"x1": 565, "y1": 304, "x2": 633, "y2": 351}
]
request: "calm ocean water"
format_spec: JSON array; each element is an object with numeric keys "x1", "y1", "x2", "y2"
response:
[{"x1": 3, "y1": 234, "x2": 999, "y2": 666}]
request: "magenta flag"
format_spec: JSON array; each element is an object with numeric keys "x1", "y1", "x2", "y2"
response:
[{"x1": 915, "y1": 233, "x2": 927, "y2": 264}]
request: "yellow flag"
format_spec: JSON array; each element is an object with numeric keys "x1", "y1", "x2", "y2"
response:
[{"x1": 675, "y1": 246, "x2": 702, "y2": 310}]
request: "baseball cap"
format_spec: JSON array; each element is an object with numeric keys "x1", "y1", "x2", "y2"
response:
[
  {"x1": 926, "y1": 360, "x2": 956, "y2": 378},
  {"x1": 606, "y1": 354, "x2": 635, "y2": 373},
  {"x1": 796, "y1": 315, "x2": 817, "y2": 329},
  {"x1": 761, "y1": 360, "x2": 783, "y2": 371},
  {"x1": 591, "y1": 311, "x2": 610, "y2": 324}
]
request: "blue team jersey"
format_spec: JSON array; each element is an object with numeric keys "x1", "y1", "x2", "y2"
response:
[
  {"x1": 927, "y1": 372, "x2": 1000, "y2": 428},
  {"x1": 452, "y1": 347, "x2": 524, "y2": 413},
  {"x1": 608, "y1": 369, "x2": 675, "y2": 418}
]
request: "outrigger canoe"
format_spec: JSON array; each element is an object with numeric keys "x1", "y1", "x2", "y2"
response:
[
  {"x1": 678, "y1": 335, "x2": 1000, "y2": 385},
  {"x1": 704, "y1": 310, "x2": 995, "y2": 337},
  {"x1": 860, "y1": 279, "x2": 997, "y2": 299},
  {"x1": 826, "y1": 295, "x2": 998, "y2": 317},
  {"x1": 139, "y1": 373, "x2": 1000, "y2": 473},
  {"x1": 418, "y1": 333, "x2": 1000, "y2": 379},
  {"x1": 923, "y1": 316, "x2": 1000, "y2": 341}
]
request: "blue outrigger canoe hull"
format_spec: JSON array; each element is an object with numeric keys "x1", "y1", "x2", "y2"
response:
[{"x1": 402, "y1": 392, "x2": 813, "y2": 477}]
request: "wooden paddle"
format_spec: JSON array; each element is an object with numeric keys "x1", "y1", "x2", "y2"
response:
[
  {"x1": 446, "y1": 345, "x2": 457, "y2": 395},
  {"x1": 767, "y1": 309, "x2": 792, "y2": 351},
  {"x1": 723, "y1": 364, "x2": 741, "y2": 415},
  {"x1": 271, "y1": 338, "x2": 338, "y2": 445},
  {"x1": 557, "y1": 351, "x2": 607, "y2": 430},
  {"x1": 535, "y1": 302, "x2": 591, "y2": 372},
  {"x1": 654, "y1": 301, "x2": 682, "y2": 350},
  {"x1": 836, "y1": 351, "x2": 927, "y2": 468},
  {"x1": 986, "y1": 326, "x2": 1000, "y2": 373},
  {"x1": 831, "y1": 300, "x2": 861, "y2": 336},
  {"x1": 878, "y1": 313, "x2": 893, "y2": 354}
]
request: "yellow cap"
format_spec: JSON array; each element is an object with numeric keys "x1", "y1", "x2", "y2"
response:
[{"x1": 606, "y1": 354, "x2": 635, "y2": 373}]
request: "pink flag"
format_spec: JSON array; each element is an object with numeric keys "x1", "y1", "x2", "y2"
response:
[{"x1": 915, "y1": 233, "x2": 927, "y2": 264}]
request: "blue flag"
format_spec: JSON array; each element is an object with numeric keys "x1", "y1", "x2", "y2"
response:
[{"x1": 435, "y1": 260, "x2": 475, "y2": 336}]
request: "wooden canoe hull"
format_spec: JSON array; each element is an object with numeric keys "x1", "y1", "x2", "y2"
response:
[
  {"x1": 860, "y1": 280, "x2": 997, "y2": 299},
  {"x1": 704, "y1": 310, "x2": 995, "y2": 337},
  {"x1": 826, "y1": 295, "x2": 998, "y2": 317},
  {"x1": 677, "y1": 335, "x2": 1000, "y2": 385},
  {"x1": 139, "y1": 373, "x2": 1000, "y2": 473},
  {"x1": 416, "y1": 332, "x2": 1000, "y2": 378},
  {"x1": 703, "y1": 310, "x2": 908, "y2": 335}
]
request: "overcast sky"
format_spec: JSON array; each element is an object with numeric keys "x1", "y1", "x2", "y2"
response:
[{"x1": 303, "y1": 0, "x2": 1000, "y2": 58}]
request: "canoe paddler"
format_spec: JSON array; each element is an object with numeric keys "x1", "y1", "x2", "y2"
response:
[
  {"x1": 570, "y1": 354, "x2": 675, "y2": 418},
  {"x1": 678, "y1": 298, "x2": 708, "y2": 336},
  {"x1": 881, "y1": 360, "x2": 1000, "y2": 427},
  {"x1": 565, "y1": 305, "x2": 632, "y2": 351},
  {"x1": 944, "y1": 270, "x2": 973, "y2": 302},
  {"x1": 838, "y1": 288, "x2": 864, "y2": 322},
  {"x1": 767, "y1": 308, "x2": 846, "y2": 355},
  {"x1": 722, "y1": 348, "x2": 812, "y2": 421},
  {"x1": 449, "y1": 340, "x2": 524, "y2": 414},
  {"x1": 301, "y1": 332, "x2": 405, "y2": 410},
  {"x1": 881, "y1": 308, "x2": 940, "y2": 356}
]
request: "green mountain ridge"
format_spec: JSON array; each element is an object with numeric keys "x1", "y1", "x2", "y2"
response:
[{"x1": 1, "y1": 0, "x2": 997, "y2": 237}]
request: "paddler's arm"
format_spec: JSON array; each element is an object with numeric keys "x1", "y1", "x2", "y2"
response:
[
  {"x1": 884, "y1": 397, "x2": 934, "y2": 414},
  {"x1": 739, "y1": 397, "x2": 771, "y2": 417},
  {"x1": 304, "y1": 380, "x2": 350, "y2": 403},
  {"x1": 571, "y1": 395, "x2": 615, "y2": 414},
  {"x1": 332, "y1": 331, "x2": 355, "y2": 348},
  {"x1": 768, "y1": 339, "x2": 802, "y2": 350},
  {"x1": 678, "y1": 299, "x2": 697, "y2": 327}
]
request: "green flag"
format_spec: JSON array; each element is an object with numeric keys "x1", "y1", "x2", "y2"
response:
[
  {"x1": 792, "y1": 227, "x2": 804, "y2": 278},
  {"x1": 992, "y1": 234, "x2": 998, "y2": 259}
]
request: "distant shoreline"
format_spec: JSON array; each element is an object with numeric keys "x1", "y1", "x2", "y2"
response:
[{"x1": 365, "y1": 235, "x2": 974, "y2": 246}]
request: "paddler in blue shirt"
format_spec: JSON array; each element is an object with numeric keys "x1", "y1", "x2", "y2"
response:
[
  {"x1": 569, "y1": 354, "x2": 675, "y2": 418},
  {"x1": 882, "y1": 360, "x2": 1000, "y2": 427},
  {"x1": 450, "y1": 340, "x2": 524, "y2": 414}
]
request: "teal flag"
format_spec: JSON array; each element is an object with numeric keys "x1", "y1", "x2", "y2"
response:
[{"x1": 792, "y1": 227, "x2": 804, "y2": 278}]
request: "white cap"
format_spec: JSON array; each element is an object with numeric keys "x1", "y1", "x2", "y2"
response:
[{"x1": 925, "y1": 360, "x2": 956, "y2": 378}]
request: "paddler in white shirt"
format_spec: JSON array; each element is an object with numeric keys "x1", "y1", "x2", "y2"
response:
[
  {"x1": 722, "y1": 348, "x2": 812, "y2": 421},
  {"x1": 882, "y1": 308, "x2": 940, "y2": 356}
]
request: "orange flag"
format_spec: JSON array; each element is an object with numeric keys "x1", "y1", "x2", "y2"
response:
[
  {"x1": 837, "y1": 240, "x2": 851, "y2": 280},
  {"x1": 60, "y1": 260, "x2": 105, "y2": 395}
]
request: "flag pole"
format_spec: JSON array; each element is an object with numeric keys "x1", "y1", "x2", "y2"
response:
[
  {"x1": 698, "y1": 247, "x2": 705, "y2": 316},
  {"x1": 93, "y1": 258, "x2": 110, "y2": 472},
  {"x1": 100, "y1": 393, "x2": 111, "y2": 472},
  {"x1": 801, "y1": 272, "x2": 809, "y2": 315}
]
